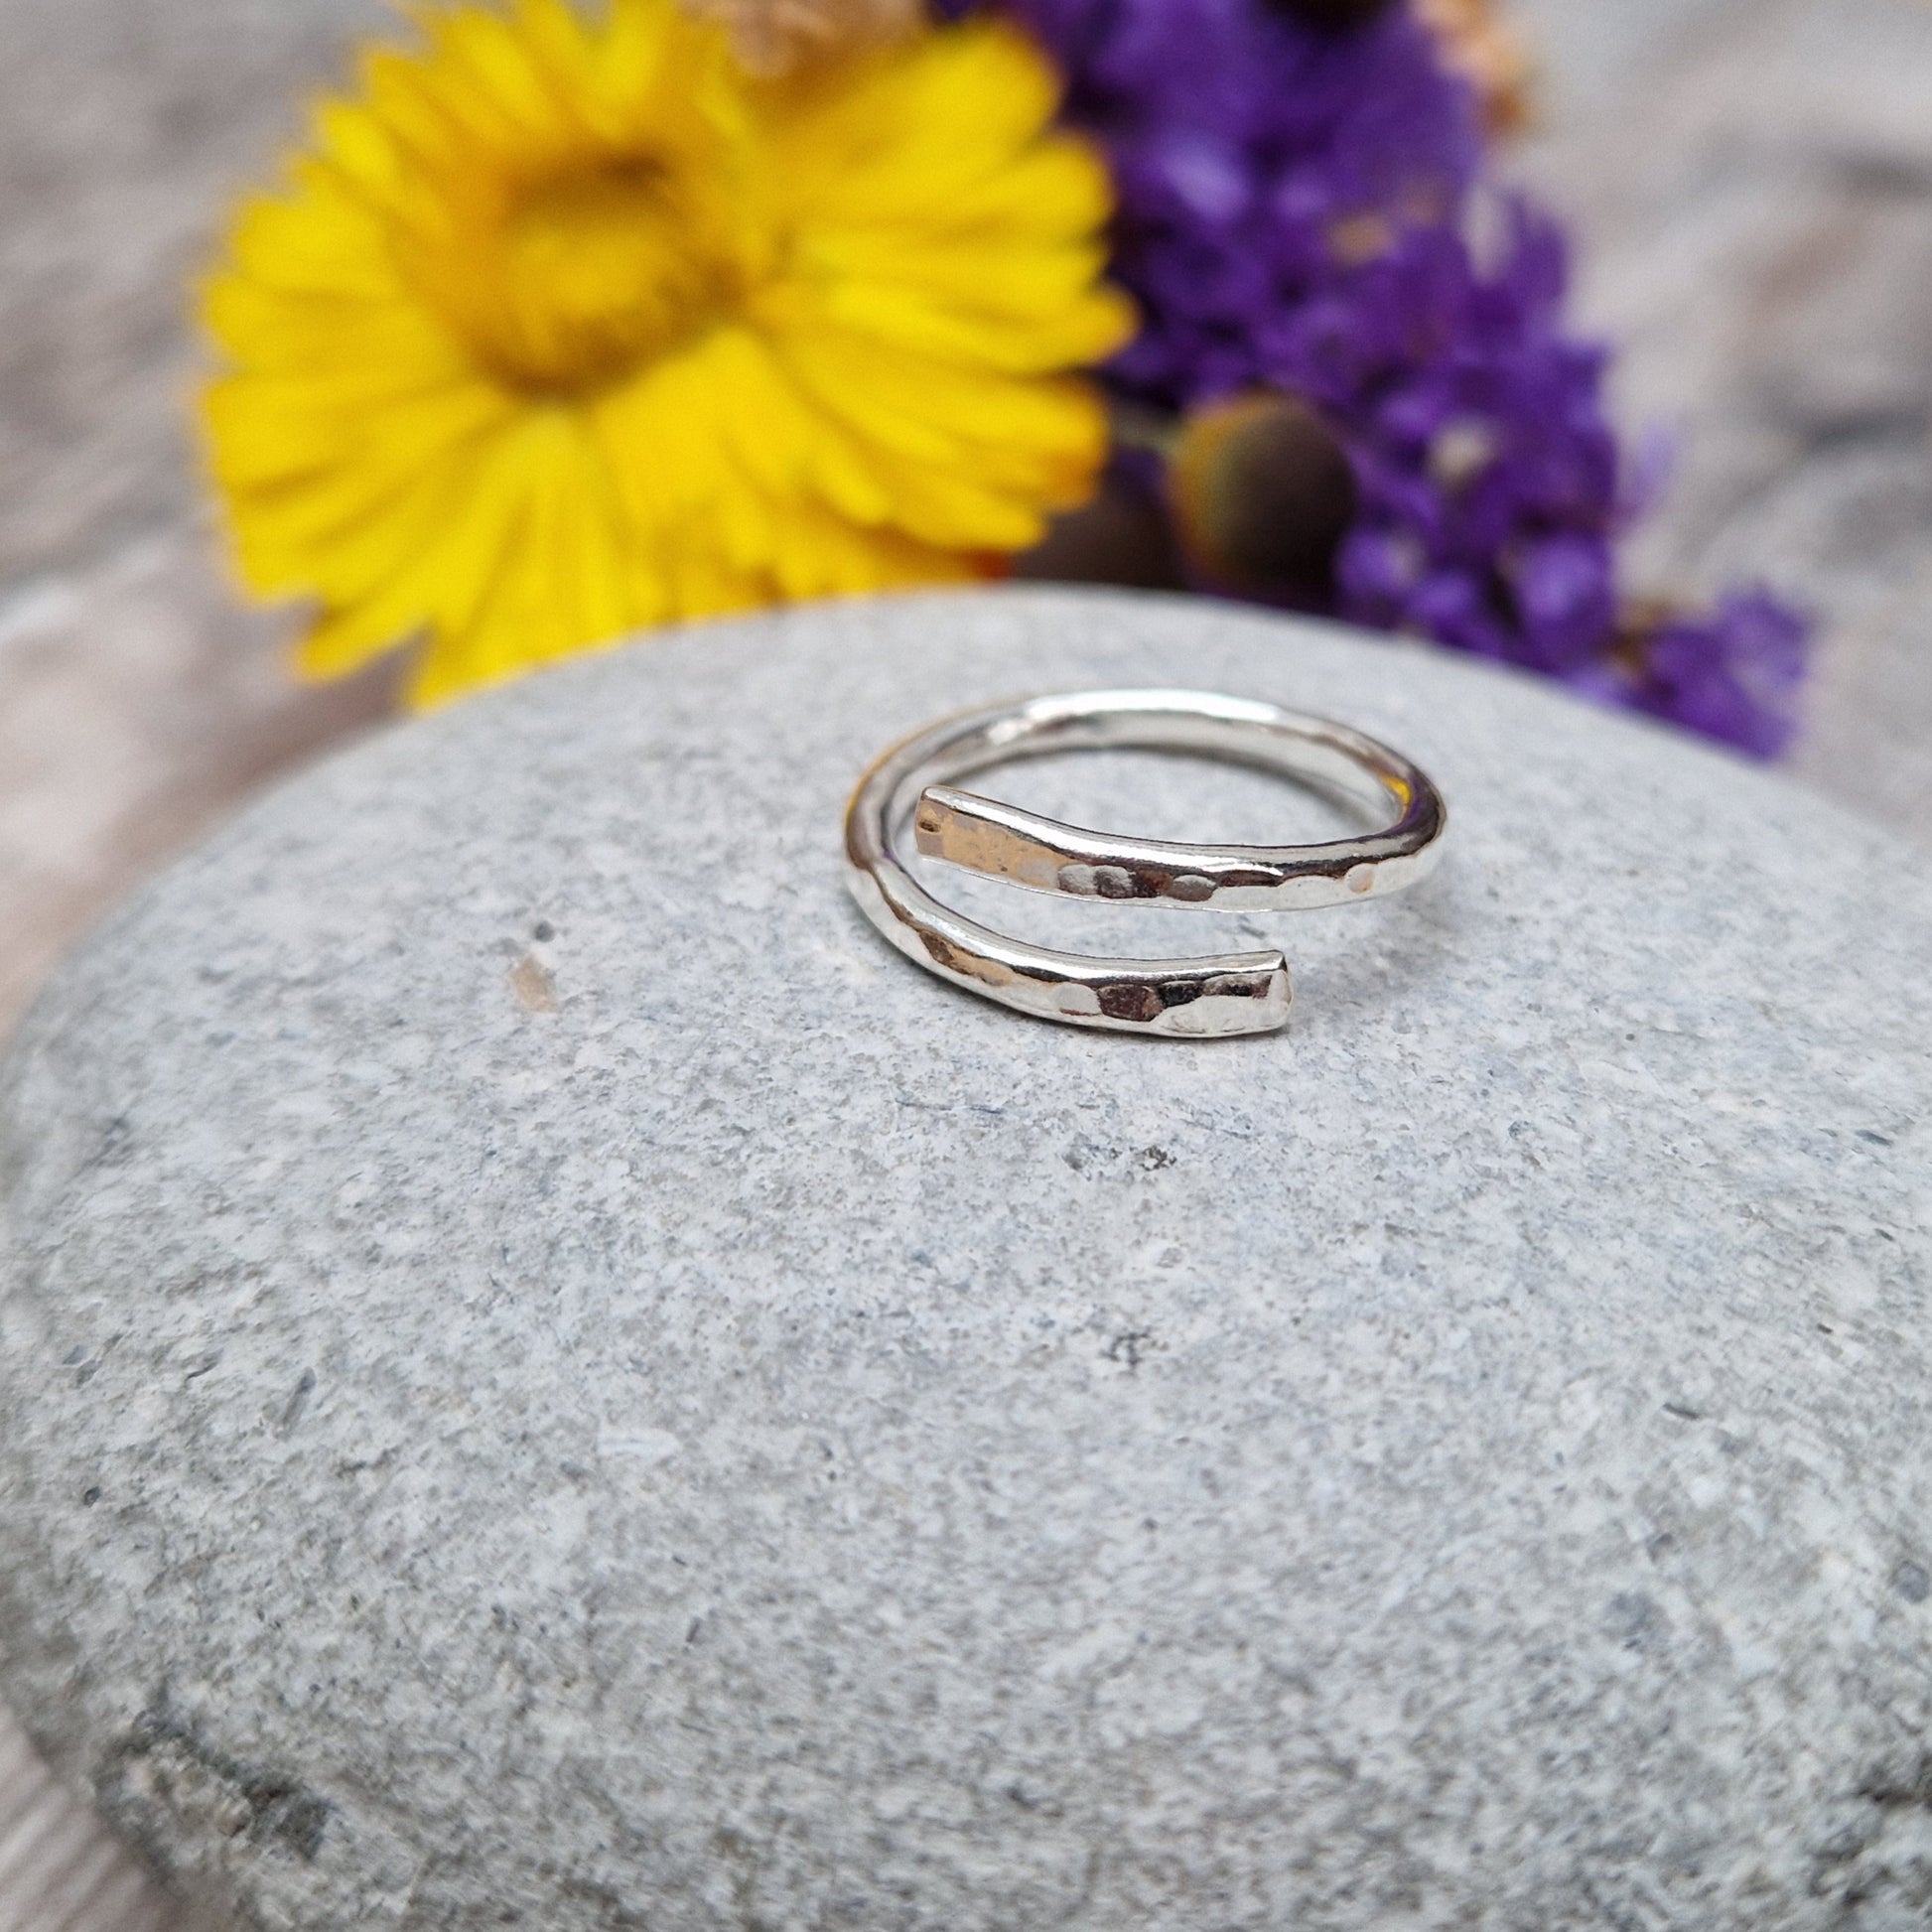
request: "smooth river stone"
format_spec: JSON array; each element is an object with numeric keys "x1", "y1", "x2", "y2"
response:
[{"x1": 1, "y1": 588, "x2": 1929, "y2": 1932}]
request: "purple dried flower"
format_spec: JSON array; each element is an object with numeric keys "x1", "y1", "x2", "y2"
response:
[
  {"x1": 1318, "y1": 205, "x2": 1626, "y2": 674},
  {"x1": 1000, "y1": 0, "x2": 1812, "y2": 755},
  {"x1": 1623, "y1": 594, "x2": 1811, "y2": 759},
  {"x1": 1007, "y1": 0, "x2": 1483, "y2": 405}
]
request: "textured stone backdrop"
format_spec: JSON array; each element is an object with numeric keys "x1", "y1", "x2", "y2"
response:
[
  {"x1": 2, "y1": 1, "x2": 1930, "y2": 1925},
  {"x1": 1515, "y1": 0, "x2": 1932, "y2": 837}
]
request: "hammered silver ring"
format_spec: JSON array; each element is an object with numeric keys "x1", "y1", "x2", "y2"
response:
[{"x1": 843, "y1": 688, "x2": 1449, "y2": 1038}]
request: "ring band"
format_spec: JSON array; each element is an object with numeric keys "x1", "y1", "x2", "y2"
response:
[{"x1": 844, "y1": 689, "x2": 1449, "y2": 1038}]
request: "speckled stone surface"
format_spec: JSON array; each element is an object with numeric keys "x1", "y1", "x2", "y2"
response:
[{"x1": 1, "y1": 588, "x2": 1930, "y2": 1932}]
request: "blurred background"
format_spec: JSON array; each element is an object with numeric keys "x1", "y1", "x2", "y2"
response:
[{"x1": 3, "y1": 0, "x2": 1931, "y2": 1924}]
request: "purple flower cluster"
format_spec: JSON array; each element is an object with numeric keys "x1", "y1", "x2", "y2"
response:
[
  {"x1": 1614, "y1": 592, "x2": 1810, "y2": 760},
  {"x1": 1001, "y1": 0, "x2": 1810, "y2": 756},
  {"x1": 1315, "y1": 204, "x2": 1623, "y2": 670},
  {"x1": 1021, "y1": 0, "x2": 1482, "y2": 402}
]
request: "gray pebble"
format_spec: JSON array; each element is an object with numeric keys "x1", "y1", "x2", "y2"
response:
[{"x1": 1, "y1": 588, "x2": 1929, "y2": 1930}]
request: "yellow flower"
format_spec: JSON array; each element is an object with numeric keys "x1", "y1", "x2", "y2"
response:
[{"x1": 200, "y1": 0, "x2": 1133, "y2": 706}]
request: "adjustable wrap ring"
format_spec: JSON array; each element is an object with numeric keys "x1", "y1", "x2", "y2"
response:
[{"x1": 843, "y1": 689, "x2": 1449, "y2": 1039}]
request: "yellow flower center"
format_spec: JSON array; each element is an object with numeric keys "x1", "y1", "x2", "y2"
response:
[{"x1": 465, "y1": 153, "x2": 746, "y2": 396}]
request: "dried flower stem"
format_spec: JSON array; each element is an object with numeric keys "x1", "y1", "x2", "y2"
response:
[
  {"x1": 1416, "y1": 0, "x2": 1533, "y2": 134},
  {"x1": 683, "y1": 0, "x2": 922, "y2": 72}
]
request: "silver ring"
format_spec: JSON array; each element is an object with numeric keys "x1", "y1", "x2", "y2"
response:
[{"x1": 843, "y1": 689, "x2": 1449, "y2": 1038}]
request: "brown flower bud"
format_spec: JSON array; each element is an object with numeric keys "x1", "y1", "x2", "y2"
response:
[
  {"x1": 1012, "y1": 473, "x2": 1188, "y2": 594},
  {"x1": 1169, "y1": 390, "x2": 1358, "y2": 603}
]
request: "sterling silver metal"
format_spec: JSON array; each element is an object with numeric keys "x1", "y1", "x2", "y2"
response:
[{"x1": 844, "y1": 689, "x2": 1448, "y2": 1038}]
